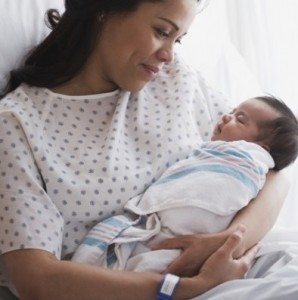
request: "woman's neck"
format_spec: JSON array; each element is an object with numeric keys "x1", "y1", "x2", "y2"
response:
[{"x1": 51, "y1": 70, "x2": 118, "y2": 96}]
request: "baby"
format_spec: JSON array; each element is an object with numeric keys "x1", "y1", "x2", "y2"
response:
[{"x1": 72, "y1": 96, "x2": 298, "y2": 273}]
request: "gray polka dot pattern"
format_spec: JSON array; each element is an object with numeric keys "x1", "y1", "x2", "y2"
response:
[{"x1": 0, "y1": 56, "x2": 229, "y2": 287}]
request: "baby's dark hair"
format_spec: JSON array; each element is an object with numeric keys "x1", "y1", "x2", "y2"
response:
[{"x1": 255, "y1": 95, "x2": 298, "y2": 170}]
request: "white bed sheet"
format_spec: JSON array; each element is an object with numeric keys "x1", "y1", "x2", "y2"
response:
[{"x1": 194, "y1": 227, "x2": 298, "y2": 299}]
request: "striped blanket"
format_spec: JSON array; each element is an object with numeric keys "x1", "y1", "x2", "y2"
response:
[
  {"x1": 72, "y1": 140, "x2": 274, "y2": 271},
  {"x1": 126, "y1": 140, "x2": 274, "y2": 217}
]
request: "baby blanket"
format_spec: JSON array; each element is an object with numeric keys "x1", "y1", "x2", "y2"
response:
[{"x1": 72, "y1": 140, "x2": 274, "y2": 271}]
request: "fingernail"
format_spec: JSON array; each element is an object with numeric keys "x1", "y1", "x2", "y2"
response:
[
  {"x1": 234, "y1": 226, "x2": 245, "y2": 237},
  {"x1": 233, "y1": 231, "x2": 243, "y2": 238},
  {"x1": 236, "y1": 224, "x2": 246, "y2": 233}
]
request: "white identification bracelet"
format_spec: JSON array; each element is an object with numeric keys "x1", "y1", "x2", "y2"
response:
[{"x1": 157, "y1": 273, "x2": 180, "y2": 300}]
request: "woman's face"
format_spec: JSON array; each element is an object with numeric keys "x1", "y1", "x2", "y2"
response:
[{"x1": 85, "y1": 0, "x2": 197, "y2": 93}]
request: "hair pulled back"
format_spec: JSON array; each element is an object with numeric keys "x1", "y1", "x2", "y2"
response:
[{"x1": 2, "y1": 0, "x2": 167, "y2": 96}]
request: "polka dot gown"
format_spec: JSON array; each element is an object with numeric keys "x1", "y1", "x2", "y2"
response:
[{"x1": 0, "y1": 55, "x2": 229, "y2": 287}]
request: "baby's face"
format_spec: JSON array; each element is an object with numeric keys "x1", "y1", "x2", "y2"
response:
[{"x1": 211, "y1": 98, "x2": 280, "y2": 143}]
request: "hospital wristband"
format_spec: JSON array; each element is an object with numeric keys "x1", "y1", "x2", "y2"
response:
[{"x1": 157, "y1": 273, "x2": 180, "y2": 300}]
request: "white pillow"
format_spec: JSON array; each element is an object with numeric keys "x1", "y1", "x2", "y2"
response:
[
  {"x1": 178, "y1": 40, "x2": 263, "y2": 107},
  {"x1": 0, "y1": 0, "x2": 64, "y2": 92}
]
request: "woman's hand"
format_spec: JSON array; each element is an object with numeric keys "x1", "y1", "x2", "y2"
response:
[
  {"x1": 151, "y1": 229, "x2": 236, "y2": 277},
  {"x1": 196, "y1": 225, "x2": 259, "y2": 290},
  {"x1": 176, "y1": 225, "x2": 260, "y2": 299}
]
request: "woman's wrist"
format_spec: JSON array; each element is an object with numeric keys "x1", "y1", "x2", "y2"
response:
[
  {"x1": 173, "y1": 276, "x2": 211, "y2": 300},
  {"x1": 157, "y1": 274, "x2": 180, "y2": 300},
  {"x1": 155, "y1": 275, "x2": 207, "y2": 300}
]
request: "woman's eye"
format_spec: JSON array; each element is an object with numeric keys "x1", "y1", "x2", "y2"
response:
[
  {"x1": 175, "y1": 38, "x2": 182, "y2": 44},
  {"x1": 155, "y1": 28, "x2": 169, "y2": 39}
]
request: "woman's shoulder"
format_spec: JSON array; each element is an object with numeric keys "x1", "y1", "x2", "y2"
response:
[
  {"x1": 0, "y1": 84, "x2": 49, "y2": 127},
  {"x1": 0, "y1": 84, "x2": 29, "y2": 109},
  {"x1": 1, "y1": 85, "x2": 46, "y2": 119}
]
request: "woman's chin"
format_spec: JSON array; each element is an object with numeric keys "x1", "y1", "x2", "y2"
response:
[{"x1": 121, "y1": 81, "x2": 148, "y2": 93}]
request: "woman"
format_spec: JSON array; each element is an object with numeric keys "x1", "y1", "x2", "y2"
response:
[{"x1": 0, "y1": 0, "x2": 287, "y2": 299}]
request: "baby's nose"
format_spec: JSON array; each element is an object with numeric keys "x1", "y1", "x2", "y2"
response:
[{"x1": 222, "y1": 114, "x2": 232, "y2": 123}]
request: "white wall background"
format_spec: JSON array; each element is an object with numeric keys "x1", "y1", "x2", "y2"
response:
[{"x1": 179, "y1": 0, "x2": 298, "y2": 229}]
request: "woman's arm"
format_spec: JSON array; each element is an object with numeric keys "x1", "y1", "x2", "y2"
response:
[
  {"x1": 3, "y1": 226, "x2": 257, "y2": 300},
  {"x1": 4, "y1": 249, "x2": 162, "y2": 300},
  {"x1": 226, "y1": 170, "x2": 289, "y2": 257},
  {"x1": 152, "y1": 170, "x2": 289, "y2": 276}
]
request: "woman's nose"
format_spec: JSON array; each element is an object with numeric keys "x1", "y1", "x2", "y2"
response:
[{"x1": 157, "y1": 45, "x2": 174, "y2": 63}]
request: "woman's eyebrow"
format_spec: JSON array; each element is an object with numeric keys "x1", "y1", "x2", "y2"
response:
[{"x1": 158, "y1": 17, "x2": 179, "y2": 31}]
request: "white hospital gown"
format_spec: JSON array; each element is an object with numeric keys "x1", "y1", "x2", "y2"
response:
[{"x1": 0, "y1": 55, "x2": 229, "y2": 290}]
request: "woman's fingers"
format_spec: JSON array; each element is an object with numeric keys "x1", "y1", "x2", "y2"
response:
[
  {"x1": 162, "y1": 250, "x2": 193, "y2": 276},
  {"x1": 224, "y1": 225, "x2": 259, "y2": 270},
  {"x1": 212, "y1": 225, "x2": 259, "y2": 279},
  {"x1": 197, "y1": 224, "x2": 255, "y2": 288},
  {"x1": 151, "y1": 236, "x2": 194, "y2": 276},
  {"x1": 219, "y1": 225, "x2": 246, "y2": 257},
  {"x1": 151, "y1": 236, "x2": 188, "y2": 251},
  {"x1": 239, "y1": 243, "x2": 260, "y2": 267},
  {"x1": 151, "y1": 225, "x2": 258, "y2": 279}
]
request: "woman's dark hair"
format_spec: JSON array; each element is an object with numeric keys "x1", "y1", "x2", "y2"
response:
[
  {"x1": 256, "y1": 95, "x2": 298, "y2": 170},
  {"x1": 1, "y1": 0, "x2": 200, "y2": 98}
]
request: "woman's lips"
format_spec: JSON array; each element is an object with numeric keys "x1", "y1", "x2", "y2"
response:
[{"x1": 142, "y1": 64, "x2": 160, "y2": 80}]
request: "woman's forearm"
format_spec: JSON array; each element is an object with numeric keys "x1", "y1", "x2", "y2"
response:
[
  {"x1": 4, "y1": 230, "x2": 256, "y2": 300},
  {"x1": 227, "y1": 170, "x2": 289, "y2": 256},
  {"x1": 4, "y1": 250, "x2": 160, "y2": 300},
  {"x1": 4, "y1": 249, "x2": 205, "y2": 300}
]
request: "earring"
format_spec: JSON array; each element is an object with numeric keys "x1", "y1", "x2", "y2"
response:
[{"x1": 98, "y1": 13, "x2": 105, "y2": 23}]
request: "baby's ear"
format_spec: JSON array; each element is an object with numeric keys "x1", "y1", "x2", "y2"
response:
[{"x1": 258, "y1": 142, "x2": 270, "y2": 152}]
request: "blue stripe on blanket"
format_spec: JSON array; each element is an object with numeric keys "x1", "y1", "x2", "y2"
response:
[
  {"x1": 102, "y1": 216, "x2": 132, "y2": 229},
  {"x1": 194, "y1": 148, "x2": 254, "y2": 161},
  {"x1": 224, "y1": 149, "x2": 253, "y2": 160},
  {"x1": 82, "y1": 237, "x2": 108, "y2": 251},
  {"x1": 154, "y1": 164, "x2": 259, "y2": 195},
  {"x1": 80, "y1": 216, "x2": 133, "y2": 251}
]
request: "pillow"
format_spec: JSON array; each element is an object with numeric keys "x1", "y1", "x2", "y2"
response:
[
  {"x1": 0, "y1": 0, "x2": 64, "y2": 92},
  {"x1": 178, "y1": 41, "x2": 263, "y2": 107}
]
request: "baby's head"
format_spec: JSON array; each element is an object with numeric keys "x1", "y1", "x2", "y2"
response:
[{"x1": 211, "y1": 96, "x2": 298, "y2": 170}]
